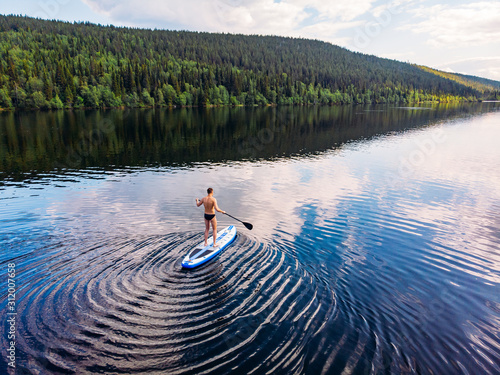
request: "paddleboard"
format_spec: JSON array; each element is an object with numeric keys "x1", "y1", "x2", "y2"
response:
[{"x1": 182, "y1": 225, "x2": 237, "y2": 268}]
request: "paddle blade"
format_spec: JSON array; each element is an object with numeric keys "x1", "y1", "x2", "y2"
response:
[{"x1": 224, "y1": 213, "x2": 253, "y2": 230}]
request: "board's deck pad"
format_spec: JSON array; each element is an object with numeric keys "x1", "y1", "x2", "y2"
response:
[{"x1": 196, "y1": 249, "x2": 213, "y2": 258}]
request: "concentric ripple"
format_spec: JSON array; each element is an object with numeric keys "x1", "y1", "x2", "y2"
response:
[{"x1": 7, "y1": 232, "x2": 336, "y2": 374}]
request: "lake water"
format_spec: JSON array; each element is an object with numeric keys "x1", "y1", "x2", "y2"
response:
[{"x1": 1, "y1": 103, "x2": 499, "y2": 374}]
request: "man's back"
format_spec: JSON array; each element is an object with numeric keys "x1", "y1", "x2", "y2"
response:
[{"x1": 203, "y1": 196, "x2": 216, "y2": 214}]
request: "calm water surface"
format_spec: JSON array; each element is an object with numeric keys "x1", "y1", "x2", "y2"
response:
[{"x1": 1, "y1": 104, "x2": 499, "y2": 374}]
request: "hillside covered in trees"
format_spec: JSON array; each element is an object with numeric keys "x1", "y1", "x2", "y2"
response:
[
  {"x1": 0, "y1": 15, "x2": 499, "y2": 110},
  {"x1": 416, "y1": 65, "x2": 500, "y2": 94}
]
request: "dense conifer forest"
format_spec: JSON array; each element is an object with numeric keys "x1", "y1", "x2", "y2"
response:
[{"x1": 0, "y1": 15, "x2": 499, "y2": 110}]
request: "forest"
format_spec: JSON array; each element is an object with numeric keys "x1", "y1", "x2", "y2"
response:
[{"x1": 1, "y1": 14, "x2": 499, "y2": 110}]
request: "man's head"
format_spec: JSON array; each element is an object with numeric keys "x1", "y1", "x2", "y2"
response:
[{"x1": 207, "y1": 187, "x2": 213, "y2": 195}]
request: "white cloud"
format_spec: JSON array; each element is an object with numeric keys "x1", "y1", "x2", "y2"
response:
[
  {"x1": 288, "y1": 0, "x2": 375, "y2": 21},
  {"x1": 81, "y1": 0, "x2": 375, "y2": 43},
  {"x1": 441, "y1": 67, "x2": 456, "y2": 74},
  {"x1": 79, "y1": 0, "x2": 500, "y2": 82},
  {"x1": 437, "y1": 57, "x2": 500, "y2": 81},
  {"x1": 292, "y1": 19, "x2": 362, "y2": 45},
  {"x1": 403, "y1": 1, "x2": 500, "y2": 47}
]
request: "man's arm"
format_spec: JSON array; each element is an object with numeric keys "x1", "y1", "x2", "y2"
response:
[
  {"x1": 196, "y1": 197, "x2": 204, "y2": 207},
  {"x1": 213, "y1": 198, "x2": 226, "y2": 214}
]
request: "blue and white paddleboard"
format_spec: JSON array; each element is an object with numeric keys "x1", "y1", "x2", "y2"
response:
[{"x1": 182, "y1": 225, "x2": 237, "y2": 268}]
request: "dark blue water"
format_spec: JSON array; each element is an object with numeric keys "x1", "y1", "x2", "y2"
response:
[{"x1": 1, "y1": 104, "x2": 500, "y2": 374}]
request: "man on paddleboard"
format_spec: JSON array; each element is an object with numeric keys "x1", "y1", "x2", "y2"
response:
[{"x1": 196, "y1": 188, "x2": 226, "y2": 247}]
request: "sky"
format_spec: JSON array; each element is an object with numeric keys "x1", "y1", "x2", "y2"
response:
[{"x1": 2, "y1": 0, "x2": 499, "y2": 81}]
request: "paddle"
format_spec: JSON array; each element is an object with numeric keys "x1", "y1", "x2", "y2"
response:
[{"x1": 224, "y1": 213, "x2": 253, "y2": 230}]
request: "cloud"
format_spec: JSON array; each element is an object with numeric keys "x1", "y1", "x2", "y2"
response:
[
  {"x1": 288, "y1": 0, "x2": 375, "y2": 22},
  {"x1": 403, "y1": 1, "x2": 500, "y2": 47},
  {"x1": 437, "y1": 57, "x2": 500, "y2": 81},
  {"x1": 81, "y1": 0, "x2": 374, "y2": 43},
  {"x1": 79, "y1": 0, "x2": 500, "y2": 82}
]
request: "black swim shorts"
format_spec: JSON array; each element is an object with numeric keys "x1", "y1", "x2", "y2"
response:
[{"x1": 204, "y1": 213, "x2": 216, "y2": 221}]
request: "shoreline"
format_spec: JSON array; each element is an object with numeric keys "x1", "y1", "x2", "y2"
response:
[{"x1": 0, "y1": 99, "x2": 486, "y2": 112}]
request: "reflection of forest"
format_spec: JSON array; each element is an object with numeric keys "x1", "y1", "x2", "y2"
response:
[{"x1": 0, "y1": 103, "x2": 497, "y2": 180}]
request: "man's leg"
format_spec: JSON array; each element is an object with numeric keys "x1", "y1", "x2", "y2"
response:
[
  {"x1": 204, "y1": 219, "x2": 210, "y2": 246},
  {"x1": 212, "y1": 217, "x2": 218, "y2": 246}
]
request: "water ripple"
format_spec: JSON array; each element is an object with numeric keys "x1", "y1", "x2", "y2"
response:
[{"x1": 7, "y1": 232, "x2": 337, "y2": 374}]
